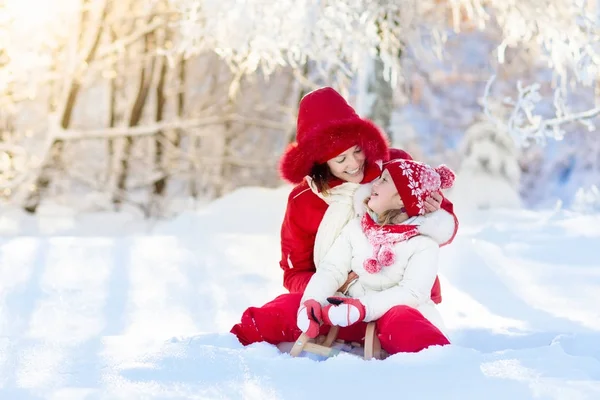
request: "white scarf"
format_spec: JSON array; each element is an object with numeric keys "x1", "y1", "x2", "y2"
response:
[{"x1": 307, "y1": 177, "x2": 361, "y2": 268}]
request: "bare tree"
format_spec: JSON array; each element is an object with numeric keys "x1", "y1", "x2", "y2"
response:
[
  {"x1": 23, "y1": 0, "x2": 109, "y2": 213},
  {"x1": 114, "y1": 29, "x2": 158, "y2": 208}
]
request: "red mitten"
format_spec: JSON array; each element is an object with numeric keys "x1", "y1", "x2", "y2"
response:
[
  {"x1": 322, "y1": 297, "x2": 366, "y2": 327},
  {"x1": 297, "y1": 299, "x2": 322, "y2": 338}
]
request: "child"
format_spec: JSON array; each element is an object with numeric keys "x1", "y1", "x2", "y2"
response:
[{"x1": 296, "y1": 159, "x2": 456, "y2": 354}]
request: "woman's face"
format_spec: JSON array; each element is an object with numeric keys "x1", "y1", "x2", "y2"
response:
[
  {"x1": 367, "y1": 169, "x2": 403, "y2": 214},
  {"x1": 326, "y1": 145, "x2": 366, "y2": 183}
]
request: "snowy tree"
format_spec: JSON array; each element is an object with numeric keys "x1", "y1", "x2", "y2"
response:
[
  {"x1": 483, "y1": 75, "x2": 600, "y2": 147},
  {"x1": 0, "y1": 0, "x2": 298, "y2": 216},
  {"x1": 478, "y1": 0, "x2": 600, "y2": 143},
  {"x1": 449, "y1": 118, "x2": 523, "y2": 212},
  {"x1": 169, "y1": 0, "x2": 600, "y2": 144},
  {"x1": 167, "y1": 0, "x2": 459, "y2": 126},
  {"x1": 1, "y1": 0, "x2": 600, "y2": 216}
]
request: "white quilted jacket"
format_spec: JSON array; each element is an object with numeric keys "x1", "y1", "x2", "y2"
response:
[{"x1": 302, "y1": 217, "x2": 447, "y2": 335}]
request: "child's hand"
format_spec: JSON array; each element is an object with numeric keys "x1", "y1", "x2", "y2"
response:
[
  {"x1": 322, "y1": 297, "x2": 366, "y2": 327},
  {"x1": 297, "y1": 299, "x2": 322, "y2": 338}
]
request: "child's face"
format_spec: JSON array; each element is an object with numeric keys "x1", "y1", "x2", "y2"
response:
[{"x1": 367, "y1": 170, "x2": 403, "y2": 214}]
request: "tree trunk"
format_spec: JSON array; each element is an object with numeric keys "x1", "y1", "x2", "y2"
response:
[
  {"x1": 106, "y1": 27, "x2": 118, "y2": 188},
  {"x1": 113, "y1": 30, "x2": 157, "y2": 208},
  {"x1": 189, "y1": 58, "x2": 215, "y2": 199},
  {"x1": 153, "y1": 56, "x2": 168, "y2": 196},
  {"x1": 215, "y1": 96, "x2": 235, "y2": 198},
  {"x1": 285, "y1": 63, "x2": 310, "y2": 145},
  {"x1": 113, "y1": 33, "x2": 156, "y2": 209},
  {"x1": 363, "y1": 14, "x2": 403, "y2": 139},
  {"x1": 24, "y1": 0, "x2": 108, "y2": 213},
  {"x1": 175, "y1": 57, "x2": 185, "y2": 149},
  {"x1": 368, "y1": 57, "x2": 394, "y2": 134}
]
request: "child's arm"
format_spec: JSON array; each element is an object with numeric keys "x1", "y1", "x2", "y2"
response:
[
  {"x1": 359, "y1": 236, "x2": 440, "y2": 322},
  {"x1": 301, "y1": 226, "x2": 354, "y2": 306}
]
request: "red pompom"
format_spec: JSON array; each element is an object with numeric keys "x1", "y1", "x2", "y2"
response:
[
  {"x1": 435, "y1": 164, "x2": 456, "y2": 190},
  {"x1": 363, "y1": 258, "x2": 381, "y2": 274},
  {"x1": 378, "y1": 245, "x2": 395, "y2": 266}
]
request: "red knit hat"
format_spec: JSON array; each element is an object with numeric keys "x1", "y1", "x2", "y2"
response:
[
  {"x1": 385, "y1": 159, "x2": 455, "y2": 217},
  {"x1": 279, "y1": 87, "x2": 389, "y2": 184}
]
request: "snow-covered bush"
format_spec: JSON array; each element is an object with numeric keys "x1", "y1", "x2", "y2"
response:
[{"x1": 449, "y1": 118, "x2": 523, "y2": 211}]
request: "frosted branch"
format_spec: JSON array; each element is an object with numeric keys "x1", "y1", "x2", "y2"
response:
[
  {"x1": 483, "y1": 74, "x2": 600, "y2": 146},
  {"x1": 55, "y1": 115, "x2": 290, "y2": 140},
  {"x1": 97, "y1": 17, "x2": 166, "y2": 60}
]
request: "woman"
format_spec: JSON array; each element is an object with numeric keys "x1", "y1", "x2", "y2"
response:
[
  {"x1": 230, "y1": 87, "x2": 458, "y2": 347},
  {"x1": 298, "y1": 160, "x2": 455, "y2": 353}
]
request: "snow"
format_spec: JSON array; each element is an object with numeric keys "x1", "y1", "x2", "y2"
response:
[{"x1": 1, "y1": 186, "x2": 600, "y2": 399}]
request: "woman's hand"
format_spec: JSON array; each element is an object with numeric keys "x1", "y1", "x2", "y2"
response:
[
  {"x1": 337, "y1": 272, "x2": 358, "y2": 294},
  {"x1": 423, "y1": 191, "x2": 443, "y2": 213}
]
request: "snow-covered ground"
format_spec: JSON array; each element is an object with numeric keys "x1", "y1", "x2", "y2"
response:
[{"x1": 1, "y1": 187, "x2": 600, "y2": 399}]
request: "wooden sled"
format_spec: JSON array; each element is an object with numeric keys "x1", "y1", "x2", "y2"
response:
[{"x1": 288, "y1": 322, "x2": 387, "y2": 360}]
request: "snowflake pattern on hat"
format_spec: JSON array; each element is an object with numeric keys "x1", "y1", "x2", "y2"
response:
[
  {"x1": 386, "y1": 159, "x2": 453, "y2": 217},
  {"x1": 395, "y1": 160, "x2": 442, "y2": 215}
]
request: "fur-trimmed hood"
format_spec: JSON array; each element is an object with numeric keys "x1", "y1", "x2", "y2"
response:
[{"x1": 279, "y1": 87, "x2": 389, "y2": 184}]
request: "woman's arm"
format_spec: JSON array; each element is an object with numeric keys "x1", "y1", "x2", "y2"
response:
[
  {"x1": 359, "y1": 237, "x2": 440, "y2": 321},
  {"x1": 279, "y1": 196, "x2": 319, "y2": 293}
]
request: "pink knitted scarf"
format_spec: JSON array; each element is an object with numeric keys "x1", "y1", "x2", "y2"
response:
[{"x1": 360, "y1": 213, "x2": 420, "y2": 274}]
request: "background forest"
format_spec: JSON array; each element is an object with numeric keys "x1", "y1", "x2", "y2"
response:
[{"x1": 1, "y1": 0, "x2": 600, "y2": 219}]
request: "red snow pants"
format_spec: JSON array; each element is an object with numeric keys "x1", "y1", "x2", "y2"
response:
[{"x1": 230, "y1": 293, "x2": 450, "y2": 355}]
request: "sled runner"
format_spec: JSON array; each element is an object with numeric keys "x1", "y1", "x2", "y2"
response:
[{"x1": 287, "y1": 322, "x2": 387, "y2": 360}]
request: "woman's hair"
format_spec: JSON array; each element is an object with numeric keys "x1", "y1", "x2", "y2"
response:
[
  {"x1": 363, "y1": 198, "x2": 406, "y2": 225},
  {"x1": 309, "y1": 163, "x2": 334, "y2": 194}
]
